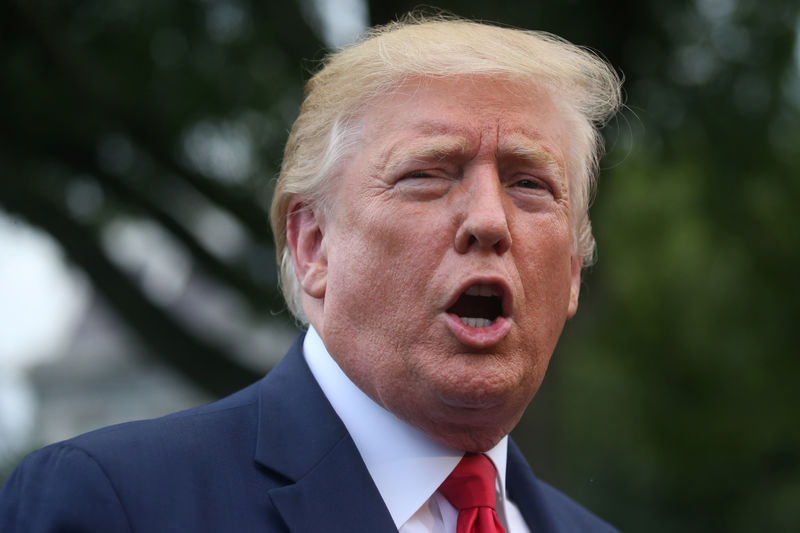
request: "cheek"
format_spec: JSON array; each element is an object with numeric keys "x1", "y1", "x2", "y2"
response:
[
  {"x1": 326, "y1": 218, "x2": 424, "y2": 308},
  {"x1": 516, "y1": 219, "x2": 576, "y2": 300},
  {"x1": 346, "y1": 204, "x2": 445, "y2": 267}
]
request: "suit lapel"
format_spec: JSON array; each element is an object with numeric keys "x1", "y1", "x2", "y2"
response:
[
  {"x1": 268, "y1": 434, "x2": 396, "y2": 532},
  {"x1": 253, "y1": 334, "x2": 396, "y2": 532},
  {"x1": 506, "y1": 439, "x2": 559, "y2": 532}
]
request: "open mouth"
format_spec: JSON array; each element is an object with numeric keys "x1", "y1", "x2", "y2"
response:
[{"x1": 446, "y1": 284, "x2": 507, "y2": 328}]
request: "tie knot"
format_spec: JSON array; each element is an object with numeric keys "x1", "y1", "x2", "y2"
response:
[{"x1": 439, "y1": 453, "x2": 498, "y2": 511}]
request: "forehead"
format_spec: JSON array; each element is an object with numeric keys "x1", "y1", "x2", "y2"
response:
[{"x1": 357, "y1": 76, "x2": 570, "y2": 164}]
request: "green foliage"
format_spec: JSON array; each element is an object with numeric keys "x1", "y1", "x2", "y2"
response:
[
  {"x1": 558, "y1": 0, "x2": 800, "y2": 527},
  {"x1": 0, "y1": 0, "x2": 324, "y2": 393},
  {"x1": 565, "y1": 150, "x2": 800, "y2": 531}
]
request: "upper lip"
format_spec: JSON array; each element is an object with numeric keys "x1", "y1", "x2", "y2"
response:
[{"x1": 444, "y1": 276, "x2": 513, "y2": 319}]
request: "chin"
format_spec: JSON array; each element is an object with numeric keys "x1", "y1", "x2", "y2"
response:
[
  {"x1": 428, "y1": 426, "x2": 510, "y2": 453},
  {"x1": 412, "y1": 404, "x2": 525, "y2": 453}
]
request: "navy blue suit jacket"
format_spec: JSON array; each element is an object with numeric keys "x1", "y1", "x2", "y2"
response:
[{"x1": 0, "y1": 334, "x2": 617, "y2": 532}]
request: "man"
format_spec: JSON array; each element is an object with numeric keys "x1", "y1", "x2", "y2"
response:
[{"x1": 0, "y1": 15, "x2": 622, "y2": 532}]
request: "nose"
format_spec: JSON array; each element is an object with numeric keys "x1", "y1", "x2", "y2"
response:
[{"x1": 454, "y1": 170, "x2": 512, "y2": 255}]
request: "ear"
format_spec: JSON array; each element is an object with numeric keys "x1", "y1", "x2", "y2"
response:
[
  {"x1": 567, "y1": 254, "x2": 582, "y2": 318},
  {"x1": 286, "y1": 199, "x2": 327, "y2": 299}
]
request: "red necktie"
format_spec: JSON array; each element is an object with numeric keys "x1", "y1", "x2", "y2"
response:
[{"x1": 438, "y1": 453, "x2": 507, "y2": 533}]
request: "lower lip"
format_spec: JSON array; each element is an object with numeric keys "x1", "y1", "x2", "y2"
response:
[{"x1": 444, "y1": 314, "x2": 512, "y2": 348}]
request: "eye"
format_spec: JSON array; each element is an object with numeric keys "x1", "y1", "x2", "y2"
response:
[
  {"x1": 394, "y1": 168, "x2": 453, "y2": 200},
  {"x1": 515, "y1": 179, "x2": 544, "y2": 189},
  {"x1": 512, "y1": 178, "x2": 552, "y2": 194},
  {"x1": 400, "y1": 168, "x2": 454, "y2": 183},
  {"x1": 407, "y1": 170, "x2": 435, "y2": 179}
]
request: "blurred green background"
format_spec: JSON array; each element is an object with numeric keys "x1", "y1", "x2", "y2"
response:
[{"x1": 1, "y1": 0, "x2": 798, "y2": 531}]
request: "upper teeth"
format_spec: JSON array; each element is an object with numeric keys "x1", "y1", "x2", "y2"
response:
[{"x1": 465, "y1": 285, "x2": 497, "y2": 297}]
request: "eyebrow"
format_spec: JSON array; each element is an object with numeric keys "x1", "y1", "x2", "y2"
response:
[
  {"x1": 405, "y1": 138, "x2": 472, "y2": 162},
  {"x1": 499, "y1": 132, "x2": 564, "y2": 176},
  {"x1": 373, "y1": 135, "x2": 472, "y2": 176},
  {"x1": 371, "y1": 122, "x2": 565, "y2": 179}
]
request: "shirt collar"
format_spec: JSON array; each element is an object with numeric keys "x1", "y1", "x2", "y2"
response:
[{"x1": 303, "y1": 326, "x2": 510, "y2": 528}]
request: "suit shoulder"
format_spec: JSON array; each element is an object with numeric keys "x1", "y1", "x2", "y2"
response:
[
  {"x1": 1, "y1": 442, "x2": 132, "y2": 532},
  {"x1": 0, "y1": 379, "x2": 272, "y2": 532},
  {"x1": 56, "y1": 378, "x2": 263, "y2": 466}
]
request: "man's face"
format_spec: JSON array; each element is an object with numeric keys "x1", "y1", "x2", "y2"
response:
[{"x1": 294, "y1": 76, "x2": 582, "y2": 451}]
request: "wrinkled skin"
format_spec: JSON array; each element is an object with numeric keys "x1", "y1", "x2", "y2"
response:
[{"x1": 288, "y1": 76, "x2": 582, "y2": 452}]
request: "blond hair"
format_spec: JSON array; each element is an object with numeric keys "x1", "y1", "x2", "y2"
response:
[{"x1": 270, "y1": 15, "x2": 623, "y2": 323}]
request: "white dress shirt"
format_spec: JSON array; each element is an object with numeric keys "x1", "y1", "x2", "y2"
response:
[{"x1": 303, "y1": 327, "x2": 531, "y2": 532}]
